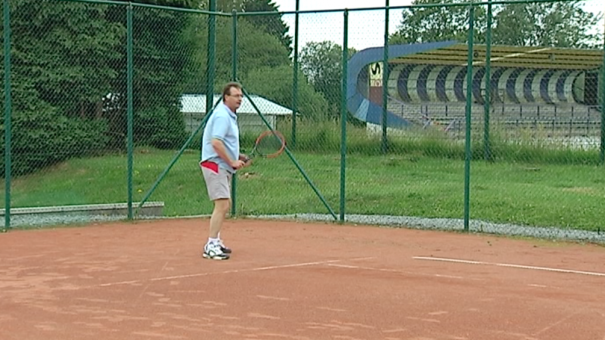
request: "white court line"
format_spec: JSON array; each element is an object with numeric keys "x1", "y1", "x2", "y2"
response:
[
  {"x1": 413, "y1": 256, "x2": 605, "y2": 278},
  {"x1": 99, "y1": 257, "x2": 376, "y2": 287},
  {"x1": 527, "y1": 284, "x2": 549, "y2": 288},
  {"x1": 326, "y1": 263, "x2": 465, "y2": 280}
]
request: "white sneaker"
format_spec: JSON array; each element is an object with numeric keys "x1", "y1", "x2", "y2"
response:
[
  {"x1": 218, "y1": 240, "x2": 232, "y2": 254},
  {"x1": 203, "y1": 242, "x2": 230, "y2": 260}
]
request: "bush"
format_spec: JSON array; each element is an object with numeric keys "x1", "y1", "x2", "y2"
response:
[
  {"x1": 0, "y1": 104, "x2": 110, "y2": 176},
  {"x1": 135, "y1": 106, "x2": 188, "y2": 149}
]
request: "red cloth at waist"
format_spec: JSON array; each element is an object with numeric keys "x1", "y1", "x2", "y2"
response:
[{"x1": 200, "y1": 160, "x2": 219, "y2": 173}]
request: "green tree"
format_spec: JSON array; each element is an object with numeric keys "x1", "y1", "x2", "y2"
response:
[
  {"x1": 240, "y1": 0, "x2": 293, "y2": 55},
  {"x1": 492, "y1": 1, "x2": 602, "y2": 48},
  {"x1": 243, "y1": 65, "x2": 330, "y2": 120},
  {"x1": 202, "y1": 0, "x2": 292, "y2": 54},
  {"x1": 140, "y1": 0, "x2": 201, "y2": 6},
  {"x1": 11, "y1": 0, "x2": 124, "y2": 118},
  {"x1": 183, "y1": 16, "x2": 292, "y2": 92},
  {"x1": 390, "y1": 0, "x2": 486, "y2": 44},
  {"x1": 299, "y1": 41, "x2": 356, "y2": 118},
  {"x1": 1, "y1": 0, "x2": 118, "y2": 175},
  {"x1": 1, "y1": 0, "x2": 205, "y2": 176},
  {"x1": 390, "y1": 0, "x2": 602, "y2": 48},
  {"x1": 108, "y1": 0, "x2": 204, "y2": 149},
  {"x1": 210, "y1": 0, "x2": 245, "y2": 11}
]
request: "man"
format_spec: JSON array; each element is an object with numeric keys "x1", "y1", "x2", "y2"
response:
[{"x1": 200, "y1": 82, "x2": 249, "y2": 260}]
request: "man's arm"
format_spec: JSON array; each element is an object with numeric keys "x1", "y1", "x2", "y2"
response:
[{"x1": 211, "y1": 138, "x2": 245, "y2": 170}]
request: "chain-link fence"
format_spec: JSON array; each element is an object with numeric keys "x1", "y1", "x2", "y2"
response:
[{"x1": 1, "y1": 0, "x2": 604, "y2": 242}]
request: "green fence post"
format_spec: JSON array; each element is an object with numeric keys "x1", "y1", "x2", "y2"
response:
[
  {"x1": 126, "y1": 4, "x2": 134, "y2": 219},
  {"x1": 600, "y1": 24, "x2": 605, "y2": 164},
  {"x1": 3, "y1": 0, "x2": 11, "y2": 232},
  {"x1": 339, "y1": 9, "x2": 348, "y2": 223},
  {"x1": 204, "y1": 0, "x2": 216, "y2": 161},
  {"x1": 291, "y1": 0, "x2": 300, "y2": 149},
  {"x1": 463, "y1": 2, "x2": 476, "y2": 232},
  {"x1": 381, "y1": 0, "x2": 389, "y2": 154},
  {"x1": 483, "y1": 0, "x2": 492, "y2": 162},
  {"x1": 231, "y1": 10, "x2": 238, "y2": 82},
  {"x1": 230, "y1": 10, "x2": 238, "y2": 216}
]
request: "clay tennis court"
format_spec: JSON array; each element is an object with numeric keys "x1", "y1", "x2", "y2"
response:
[{"x1": 1, "y1": 218, "x2": 604, "y2": 340}]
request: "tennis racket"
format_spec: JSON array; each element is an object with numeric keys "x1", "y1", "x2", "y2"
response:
[{"x1": 243, "y1": 130, "x2": 286, "y2": 162}]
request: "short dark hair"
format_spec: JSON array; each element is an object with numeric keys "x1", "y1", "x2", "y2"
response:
[{"x1": 222, "y1": 82, "x2": 242, "y2": 102}]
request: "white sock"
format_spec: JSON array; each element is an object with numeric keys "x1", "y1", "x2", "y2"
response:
[{"x1": 208, "y1": 237, "x2": 219, "y2": 245}]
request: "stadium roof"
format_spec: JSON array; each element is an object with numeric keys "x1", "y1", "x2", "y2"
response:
[{"x1": 392, "y1": 43, "x2": 604, "y2": 70}]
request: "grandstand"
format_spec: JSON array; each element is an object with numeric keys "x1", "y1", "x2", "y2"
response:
[{"x1": 349, "y1": 42, "x2": 604, "y2": 145}]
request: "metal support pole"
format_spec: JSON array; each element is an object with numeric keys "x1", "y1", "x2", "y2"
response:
[
  {"x1": 291, "y1": 0, "x2": 300, "y2": 149},
  {"x1": 463, "y1": 3, "x2": 476, "y2": 231},
  {"x1": 381, "y1": 0, "x2": 390, "y2": 154},
  {"x1": 483, "y1": 0, "x2": 492, "y2": 162},
  {"x1": 339, "y1": 9, "x2": 349, "y2": 222},
  {"x1": 126, "y1": 4, "x2": 134, "y2": 219},
  {"x1": 3, "y1": 0, "x2": 12, "y2": 231},
  {"x1": 230, "y1": 10, "x2": 238, "y2": 216}
]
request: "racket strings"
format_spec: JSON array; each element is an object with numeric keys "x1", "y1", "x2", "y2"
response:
[{"x1": 256, "y1": 132, "x2": 284, "y2": 157}]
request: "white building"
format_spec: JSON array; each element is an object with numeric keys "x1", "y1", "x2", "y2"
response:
[{"x1": 181, "y1": 94, "x2": 295, "y2": 134}]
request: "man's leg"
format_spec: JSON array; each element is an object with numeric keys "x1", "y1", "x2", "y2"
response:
[
  {"x1": 209, "y1": 198, "x2": 230, "y2": 239},
  {"x1": 201, "y1": 165, "x2": 232, "y2": 260},
  {"x1": 203, "y1": 198, "x2": 231, "y2": 260},
  {"x1": 211, "y1": 197, "x2": 233, "y2": 253}
]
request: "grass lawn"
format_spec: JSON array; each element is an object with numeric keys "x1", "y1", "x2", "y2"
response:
[{"x1": 2, "y1": 147, "x2": 604, "y2": 232}]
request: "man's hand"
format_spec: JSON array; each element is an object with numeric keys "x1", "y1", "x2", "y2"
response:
[
  {"x1": 231, "y1": 159, "x2": 245, "y2": 170},
  {"x1": 240, "y1": 154, "x2": 251, "y2": 165}
]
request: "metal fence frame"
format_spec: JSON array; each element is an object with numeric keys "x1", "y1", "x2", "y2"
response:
[{"x1": 2, "y1": 0, "x2": 604, "y2": 235}]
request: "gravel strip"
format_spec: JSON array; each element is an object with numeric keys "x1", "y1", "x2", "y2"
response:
[
  {"x1": 6, "y1": 214, "x2": 126, "y2": 228},
  {"x1": 6, "y1": 212, "x2": 604, "y2": 244},
  {"x1": 250, "y1": 213, "x2": 605, "y2": 244}
]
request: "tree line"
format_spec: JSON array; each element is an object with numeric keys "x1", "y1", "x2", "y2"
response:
[{"x1": 390, "y1": 0, "x2": 602, "y2": 48}]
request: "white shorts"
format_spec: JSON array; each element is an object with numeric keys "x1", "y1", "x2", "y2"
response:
[{"x1": 200, "y1": 161, "x2": 232, "y2": 200}]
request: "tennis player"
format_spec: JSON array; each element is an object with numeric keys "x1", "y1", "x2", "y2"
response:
[{"x1": 199, "y1": 82, "x2": 249, "y2": 260}]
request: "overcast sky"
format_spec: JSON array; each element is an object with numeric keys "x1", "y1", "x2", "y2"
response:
[{"x1": 270, "y1": 0, "x2": 604, "y2": 50}]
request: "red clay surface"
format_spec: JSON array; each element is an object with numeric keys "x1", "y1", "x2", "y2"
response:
[{"x1": 1, "y1": 218, "x2": 604, "y2": 340}]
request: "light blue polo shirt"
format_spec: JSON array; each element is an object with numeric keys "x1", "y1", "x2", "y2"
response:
[{"x1": 201, "y1": 102, "x2": 240, "y2": 173}]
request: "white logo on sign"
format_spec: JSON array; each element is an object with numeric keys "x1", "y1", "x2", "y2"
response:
[{"x1": 369, "y1": 62, "x2": 382, "y2": 87}]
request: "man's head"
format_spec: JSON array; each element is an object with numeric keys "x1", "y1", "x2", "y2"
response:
[{"x1": 222, "y1": 82, "x2": 243, "y2": 113}]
